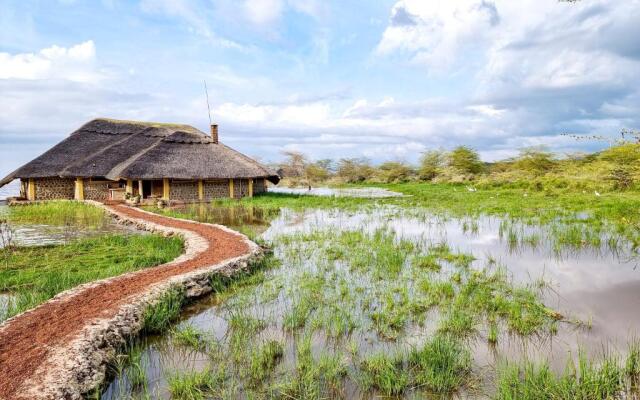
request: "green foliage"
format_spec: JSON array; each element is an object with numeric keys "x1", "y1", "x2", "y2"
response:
[
  {"x1": 448, "y1": 146, "x2": 484, "y2": 174},
  {"x1": 374, "y1": 161, "x2": 415, "y2": 183}
]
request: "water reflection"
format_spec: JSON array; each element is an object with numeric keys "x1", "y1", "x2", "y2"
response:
[
  {"x1": 0, "y1": 205, "x2": 143, "y2": 248},
  {"x1": 102, "y1": 205, "x2": 640, "y2": 399},
  {"x1": 269, "y1": 186, "x2": 404, "y2": 198}
]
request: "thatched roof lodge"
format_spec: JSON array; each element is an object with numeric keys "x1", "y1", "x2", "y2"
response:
[{"x1": 0, "y1": 118, "x2": 279, "y2": 203}]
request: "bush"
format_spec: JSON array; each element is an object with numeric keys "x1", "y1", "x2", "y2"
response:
[
  {"x1": 419, "y1": 150, "x2": 445, "y2": 181},
  {"x1": 609, "y1": 167, "x2": 634, "y2": 190},
  {"x1": 599, "y1": 143, "x2": 640, "y2": 164}
]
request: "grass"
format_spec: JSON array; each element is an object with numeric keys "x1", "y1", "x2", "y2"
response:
[
  {"x1": 494, "y1": 349, "x2": 640, "y2": 400},
  {"x1": 408, "y1": 335, "x2": 471, "y2": 393},
  {"x1": 143, "y1": 287, "x2": 186, "y2": 333},
  {"x1": 247, "y1": 340, "x2": 284, "y2": 383},
  {"x1": 5, "y1": 201, "x2": 107, "y2": 226},
  {"x1": 167, "y1": 368, "x2": 222, "y2": 400},
  {"x1": 359, "y1": 352, "x2": 410, "y2": 395},
  {"x1": 0, "y1": 234, "x2": 183, "y2": 321},
  {"x1": 172, "y1": 325, "x2": 209, "y2": 351}
]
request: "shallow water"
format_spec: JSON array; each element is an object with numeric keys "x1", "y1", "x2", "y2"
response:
[
  {"x1": 102, "y1": 205, "x2": 640, "y2": 399},
  {"x1": 0, "y1": 180, "x2": 19, "y2": 202},
  {"x1": 269, "y1": 186, "x2": 404, "y2": 198},
  {"x1": 0, "y1": 205, "x2": 143, "y2": 248}
]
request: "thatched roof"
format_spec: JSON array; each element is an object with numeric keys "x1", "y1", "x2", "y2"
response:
[{"x1": 0, "y1": 118, "x2": 279, "y2": 186}]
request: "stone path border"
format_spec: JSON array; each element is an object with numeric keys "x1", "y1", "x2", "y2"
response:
[{"x1": 0, "y1": 202, "x2": 262, "y2": 400}]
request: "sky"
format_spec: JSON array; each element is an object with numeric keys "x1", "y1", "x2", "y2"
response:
[{"x1": 1, "y1": 0, "x2": 640, "y2": 178}]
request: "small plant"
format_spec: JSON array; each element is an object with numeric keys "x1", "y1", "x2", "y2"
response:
[
  {"x1": 172, "y1": 325, "x2": 208, "y2": 351},
  {"x1": 359, "y1": 352, "x2": 409, "y2": 395},
  {"x1": 408, "y1": 335, "x2": 471, "y2": 393},
  {"x1": 143, "y1": 288, "x2": 185, "y2": 333},
  {"x1": 167, "y1": 368, "x2": 219, "y2": 400},
  {"x1": 247, "y1": 340, "x2": 284, "y2": 383}
]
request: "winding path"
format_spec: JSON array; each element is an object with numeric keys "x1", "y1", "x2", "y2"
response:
[{"x1": 0, "y1": 204, "x2": 256, "y2": 400}]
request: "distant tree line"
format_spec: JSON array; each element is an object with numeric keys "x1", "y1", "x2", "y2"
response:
[{"x1": 274, "y1": 131, "x2": 640, "y2": 192}]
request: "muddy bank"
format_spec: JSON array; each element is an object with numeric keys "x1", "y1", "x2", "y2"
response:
[{"x1": 0, "y1": 202, "x2": 262, "y2": 400}]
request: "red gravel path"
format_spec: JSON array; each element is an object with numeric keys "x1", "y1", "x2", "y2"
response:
[{"x1": 0, "y1": 205, "x2": 249, "y2": 399}]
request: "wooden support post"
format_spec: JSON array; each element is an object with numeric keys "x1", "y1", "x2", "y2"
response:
[
  {"x1": 163, "y1": 178, "x2": 170, "y2": 200},
  {"x1": 75, "y1": 178, "x2": 84, "y2": 201},
  {"x1": 198, "y1": 180, "x2": 204, "y2": 201},
  {"x1": 27, "y1": 178, "x2": 35, "y2": 201},
  {"x1": 264, "y1": 178, "x2": 268, "y2": 192},
  {"x1": 126, "y1": 179, "x2": 133, "y2": 195},
  {"x1": 138, "y1": 180, "x2": 144, "y2": 198},
  {"x1": 229, "y1": 179, "x2": 234, "y2": 199},
  {"x1": 248, "y1": 179, "x2": 253, "y2": 198}
]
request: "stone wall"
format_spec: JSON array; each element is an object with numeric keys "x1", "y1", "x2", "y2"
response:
[
  {"x1": 84, "y1": 180, "x2": 114, "y2": 201},
  {"x1": 203, "y1": 180, "x2": 229, "y2": 200},
  {"x1": 34, "y1": 178, "x2": 75, "y2": 200},
  {"x1": 170, "y1": 181, "x2": 199, "y2": 202},
  {"x1": 234, "y1": 179, "x2": 249, "y2": 198}
]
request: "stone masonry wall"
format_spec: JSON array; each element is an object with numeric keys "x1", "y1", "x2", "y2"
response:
[
  {"x1": 34, "y1": 178, "x2": 75, "y2": 200},
  {"x1": 234, "y1": 179, "x2": 249, "y2": 198},
  {"x1": 84, "y1": 180, "x2": 113, "y2": 201},
  {"x1": 203, "y1": 180, "x2": 229, "y2": 200},
  {"x1": 170, "y1": 181, "x2": 199, "y2": 202}
]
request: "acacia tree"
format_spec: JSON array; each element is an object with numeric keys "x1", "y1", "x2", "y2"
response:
[
  {"x1": 448, "y1": 146, "x2": 483, "y2": 174},
  {"x1": 513, "y1": 147, "x2": 557, "y2": 175},
  {"x1": 419, "y1": 150, "x2": 445, "y2": 181},
  {"x1": 336, "y1": 158, "x2": 375, "y2": 183}
]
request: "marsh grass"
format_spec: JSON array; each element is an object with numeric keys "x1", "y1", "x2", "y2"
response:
[
  {"x1": 143, "y1": 288, "x2": 186, "y2": 333},
  {"x1": 6, "y1": 201, "x2": 107, "y2": 226},
  {"x1": 167, "y1": 367, "x2": 222, "y2": 400},
  {"x1": 495, "y1": 348, "x2": 640, "y2": 400},
  {"x1": 104, "y1": 195, "x2": 640, "y2": 399},
  {"x1": 0, "y1": 234, "x2": 183, "y2": 322},
  {"x1": 172, "y1": 325, "x2": 209, "y2": 351}
]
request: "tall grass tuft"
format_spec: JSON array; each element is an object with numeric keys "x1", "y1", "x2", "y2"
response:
[
  {"x1": 143, "y1": 288, "x2": 185, "y2": 333},
  {"x1": 408, "y1": 334, "x2": 471, "y2": 393}
]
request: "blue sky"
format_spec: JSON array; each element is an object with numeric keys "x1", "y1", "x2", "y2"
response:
[{"x1": 1, "y1": 0, "x2": 640, "y2": 178}]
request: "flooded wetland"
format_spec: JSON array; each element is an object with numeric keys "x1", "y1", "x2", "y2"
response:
[{"x1": 100, "y1": 192, "x2": 640, "y2": 400}]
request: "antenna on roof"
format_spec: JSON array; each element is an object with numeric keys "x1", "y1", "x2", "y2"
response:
[
  {"x1": 204, "y1": 80, "x2": 219, "y2": 143},
  {"x1": 203, "y1": 80, "x2": 212, "y2": 126}
]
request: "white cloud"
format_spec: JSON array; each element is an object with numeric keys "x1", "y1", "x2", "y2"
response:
[
  {"x1": 0, "y1": 40, "x2": 100, "y2": 82},
  {"x1": 376, "y1": 0, "x2": 498, "y2": 69},
  {"x1": 243, "y1": 0, "x2": 284, "y2": 27}
]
